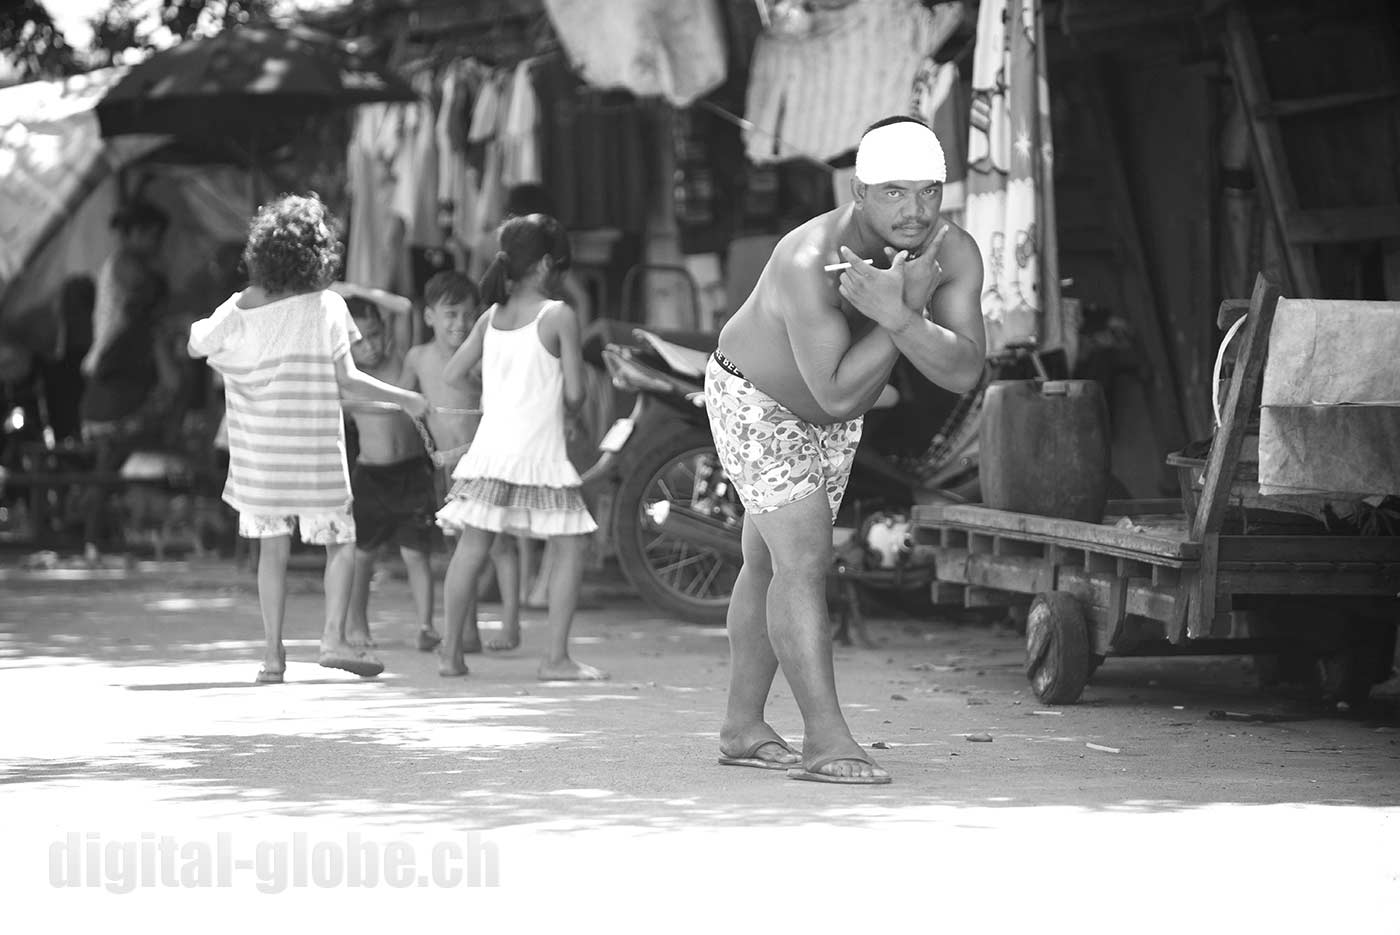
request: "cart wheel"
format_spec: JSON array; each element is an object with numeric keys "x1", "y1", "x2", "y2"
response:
[{"x1": 1025, "y1": 591, "x2": 1092, "y2": 705}]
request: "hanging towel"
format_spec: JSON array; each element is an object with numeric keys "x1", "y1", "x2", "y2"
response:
[{"x1": 1258, "y1": 298, "x2": 1400, "y2": 497}]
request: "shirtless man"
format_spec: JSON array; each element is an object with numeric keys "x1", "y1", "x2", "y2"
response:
[
  {"x1": 336, "y1": 284, "x2": 441, "y2": 653},
  {"x1": 707, "y1": 116, "x2": 987, "y2": 784}
]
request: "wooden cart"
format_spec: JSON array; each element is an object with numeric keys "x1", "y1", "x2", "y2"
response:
[{"x1": 910, "y1": 276, "x2": 1400, "y2": 704}]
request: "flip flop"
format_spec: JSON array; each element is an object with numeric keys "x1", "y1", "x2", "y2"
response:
[
  {"x1": 318, "y1": 651, "x2": 384, "y2": 678},
  {"x1": 718, "y1": 738, "x2": 802, "y2": 771},
  {"x1": 787, "y1": 751, "x2": 892, "y2": 785}
]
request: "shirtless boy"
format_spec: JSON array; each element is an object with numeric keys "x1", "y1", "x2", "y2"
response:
[
  {"x1": 706, "y1": 116, "x2": 987, "y2": 784},
  {"x1": 401, "y1": 271, "x2": 522, "y2": 670},
  {"x1": 336, "y1": 283, "x2": 440, "y2": 653}
]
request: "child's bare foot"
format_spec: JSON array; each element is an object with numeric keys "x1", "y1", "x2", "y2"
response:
[
  {"x1": 439, "y1": 655, "x2": 470, "y2": 677},
  {"x1": 537, "y1": 658, "x2": 609, "y2": 681},
  {"x1": 255, "y1": 645, "x2": 286, "y2": 684},
  {"x1": 416, "y1": 628, "x2": 442, "y2": 652},
  {"x1": 317, "y1": 642, "x2": 383, "y2": 678},
  {"x1": 347, "y1": 633, "x2": 378, "y2": 650},
  {"x1": 487, "y1": 623, "x2": 521, "y2": 652}
]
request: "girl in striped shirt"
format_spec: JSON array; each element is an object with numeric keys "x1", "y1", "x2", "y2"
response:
[{"x1": 189, "y1": 194, "x2": 428, "y2": 685}]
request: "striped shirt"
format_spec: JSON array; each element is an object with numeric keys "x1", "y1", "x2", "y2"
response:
[{"x1": 189, "y1": 290, "x2": 361, "y2": 515}]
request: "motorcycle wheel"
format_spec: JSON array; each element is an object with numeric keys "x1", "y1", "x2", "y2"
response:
[{"x1": 612, "y1": 427, "x2": 742, "y2": 625}]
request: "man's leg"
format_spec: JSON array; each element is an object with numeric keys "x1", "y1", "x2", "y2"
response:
[
  {"x1": 718, "y1": 515, "x2": 801, "y2": 767},
  {"x1": 749, "y1": 492, "x2": 888, "y2": 782}
]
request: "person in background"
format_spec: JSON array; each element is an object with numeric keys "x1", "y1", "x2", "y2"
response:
[
  {"x1": 401, "y1": 270, "x2": 523, "y2": 654},
  {"x1": 435, "y1": 214, "x2": 604, "y2": 680},
  {"x1": 78, "y1": 201, "x2": 180, "y2": 564},
  {"x1": 336, "y1": 283, "x2": 440, "y2": 655},
  {"x1": 468, "y1": 184, "x2": 596, "y2": 608},
  {"x1": 187, "y1": 193, "x2": 428, "y2": 685}
]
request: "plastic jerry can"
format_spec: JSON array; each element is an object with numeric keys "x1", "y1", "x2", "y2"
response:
[{"x1": 979, "y1": 379, "x2": 1110, "y2": 523}]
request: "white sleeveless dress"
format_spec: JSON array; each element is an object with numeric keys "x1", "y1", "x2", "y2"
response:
[{"x1": 435, "y1": 301, "x2": 597, "y2": 537}]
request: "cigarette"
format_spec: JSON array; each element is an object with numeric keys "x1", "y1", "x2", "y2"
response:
[{"x1": 824, "y1": 258, "x2": 873, "y2": 272}]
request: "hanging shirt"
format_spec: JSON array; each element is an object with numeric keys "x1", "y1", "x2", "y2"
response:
[{"x1": 743, "y1": 0, "x2": 963, "y2": 164}]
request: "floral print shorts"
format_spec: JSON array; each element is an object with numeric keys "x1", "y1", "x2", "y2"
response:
[
  {"x1": 237, "y1": 504, "x2": 356, "y2": 545},
  {"x1": 704, "y1": 353, "x2": 862, "y2": 523}
]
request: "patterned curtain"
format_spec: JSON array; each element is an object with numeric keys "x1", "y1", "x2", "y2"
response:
[{"x1": 965, "y1": 0, "x2": 1060, "y2": 356}]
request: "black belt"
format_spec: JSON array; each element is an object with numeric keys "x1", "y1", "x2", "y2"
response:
[{"x1": 713, "y1": 349, "x2": 746, "y2": 379}]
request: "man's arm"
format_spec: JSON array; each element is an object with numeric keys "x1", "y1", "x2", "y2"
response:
[
  {"x1": 781, "y1": 252, "x2": 901, "y2": 419},
  {"x1": 886, "y1": 228, "x2": 986, "y2": 393},
  {"x1": 845, "y1": 227, "x2": 986, "y2": 394}
]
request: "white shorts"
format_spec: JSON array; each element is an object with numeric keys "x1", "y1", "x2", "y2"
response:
[{"x1": 238, "y1": 504, "x2": 356, "y2": 545}]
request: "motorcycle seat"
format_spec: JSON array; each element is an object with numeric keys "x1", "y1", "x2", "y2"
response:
[{"x1": 633, "y1": 330, "x2": 711, "y2": 380}]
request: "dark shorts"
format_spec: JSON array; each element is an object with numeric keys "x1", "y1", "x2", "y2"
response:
[{"x1": 351, "y1": 456, "x2": 437, "y2": 553}]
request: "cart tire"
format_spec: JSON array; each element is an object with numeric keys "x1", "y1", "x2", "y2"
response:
[{"x1": 1025, "y1": 592, "x2": 1092, "y2": 705}]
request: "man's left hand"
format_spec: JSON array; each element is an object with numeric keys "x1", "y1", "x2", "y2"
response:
[{"x1": 884, "y1": 222, "x2": 950, "y2": 316}]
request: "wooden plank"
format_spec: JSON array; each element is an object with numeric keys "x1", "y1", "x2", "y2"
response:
[
  {"x1": 1217, "y1": 536, "x2": 1400, "y2": 564},
  {"x1": 1192, "y1": 275, "x2": 1280, "y2": 539},
  {"x1": 930, "y1": 581, "x2": 966, "y2": 605},
  {"x1": 965, "y1": 553, "x2": 1053, "y2": 596},
  {"x1": 1215, "y1": 568, "x2": 1400, "y2": 596},
  {"x1": 1222, "y1": 7, "x2": 1321, "y2": 297},
  {"x1": 912, "y1": 504, "x2": 1196, "y2": 562},
  {"x1": 964, "y1": 586, "x2": 1019, "y2": 608},
  {"x1": 1255, "y1": 86, "x2": 1400, "y2": 119},
  {"x1": 1166, "y1": 572, "x2": 1191, "y2": 644},
  {"x1": 1189, "y1": 533, "x2": 1220, "y2": 639},
  {"x1": 1284, "y1": 206, "x2": 1400, "y2": 244},
  {"x1": 930, "y1": 547, "x2": 972, "y2": 584}
]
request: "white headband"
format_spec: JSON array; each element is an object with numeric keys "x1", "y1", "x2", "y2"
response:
[{"x1": 855, "y1": 121, "x2": 947, "y2": 185}]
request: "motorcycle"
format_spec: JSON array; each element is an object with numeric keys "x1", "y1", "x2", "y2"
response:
[{"x1": 580, "y1": 325, "x2": 1002, "y2": 624}]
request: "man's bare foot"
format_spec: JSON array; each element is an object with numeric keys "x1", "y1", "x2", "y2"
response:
[
  {"x1": 788, "y1": 735, "x2": 891, "y2": 784},
  {"x1": 487, "y1": 623, "x2": 521, "y2": 652},
  {"x1": 537, "y1": 658, "x2": 609, "y2": 681},
  {"x1": 718, "y1": 722, "x2": 802, "y2": 769}
]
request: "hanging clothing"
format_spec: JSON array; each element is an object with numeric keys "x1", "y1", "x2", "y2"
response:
[
  {"x1": 910, "y1": 57, "x2": 969, "y2": 220},
  {"x1": 542, "y1": 0, "x2": 727, "y2": 106},
  {"x1": 391, "y1": 71, "x2": 444, "y2": 251},
  {"x1": 436, "y1": 61, "x2": 482, "y2": 249},
  {"x1": 533, "y1": 54, "x2": 653, "y2": 234},
  {"x1": 743, "y1": 0, "x2": 963, "y2": 164},
  {"x1": 500, "y1": 58, "x2": 543, "y2": 188},
  {"x1": 964, "y1": 0, "x2": 1059, "y2": 354},
  {"x1": 345, "y1": 104, "x2": 409, "y2": 289}
]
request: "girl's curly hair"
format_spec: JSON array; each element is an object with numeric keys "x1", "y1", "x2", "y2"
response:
[{"x1": 242, "y1": 193, "x2": 342, "y2": 295}]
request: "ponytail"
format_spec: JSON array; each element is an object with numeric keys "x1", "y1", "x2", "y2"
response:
[{"x1": 480, "y1": 250, "x2": 511, "y2": 307}]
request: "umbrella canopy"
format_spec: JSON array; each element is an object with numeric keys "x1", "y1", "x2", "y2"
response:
[{"x1": 95, "y1": 24, "x2": 417, "y2": 141}]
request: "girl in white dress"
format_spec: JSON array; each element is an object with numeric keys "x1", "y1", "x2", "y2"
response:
[{"x1": 436, "y1": 214, "x2": 605, "y2": 681}]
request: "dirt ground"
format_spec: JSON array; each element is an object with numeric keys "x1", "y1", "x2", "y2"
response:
[{"x1": 2, "y1": 557, "x2": 1397, "y2": 932}]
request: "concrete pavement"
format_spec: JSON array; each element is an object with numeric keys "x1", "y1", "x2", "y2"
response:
[{"x1": 2, "y1": 558, "x2": 1397, "y2": 931}]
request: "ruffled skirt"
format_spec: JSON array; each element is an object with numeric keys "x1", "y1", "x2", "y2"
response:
[{"x1": 436, "y1": 451, "x2": 597, "y2": 538}]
